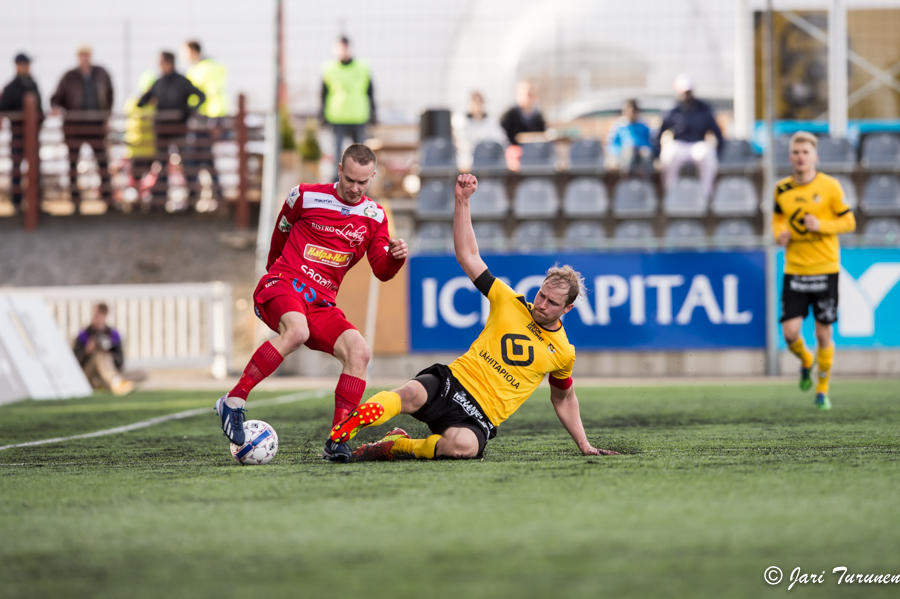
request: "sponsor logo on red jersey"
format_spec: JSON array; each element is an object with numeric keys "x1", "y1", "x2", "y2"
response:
[
  {"x1": 309, "y1": 221, "x2": 367, "y2": 247},
  {"x1": 304, "y1": 244, "x2": 353, "y2": 268}
]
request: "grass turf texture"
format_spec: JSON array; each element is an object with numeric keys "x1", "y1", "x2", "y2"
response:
[{"x1": 1, "y1": 382, "x2": 899, "y2": 599}]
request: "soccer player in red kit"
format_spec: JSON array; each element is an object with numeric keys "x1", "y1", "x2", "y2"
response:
[{"x1": 214, "y1": 144, "x2": 408, "y2": 462}]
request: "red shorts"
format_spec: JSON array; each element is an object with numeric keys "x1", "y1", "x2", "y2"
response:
[{"x1": 253, "y1": 276, "x2": 356, "y2": 356}]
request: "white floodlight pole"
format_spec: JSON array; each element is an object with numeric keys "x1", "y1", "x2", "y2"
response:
[
  {"x1": 828, "y1": 0, "x2": 848, "y2": 137},
  {"x1": 762, "y1": 0, "x2": 779, "y2": 376},
  {"x1": 733, "y1": 0, "x2": 754, "y2": 139}
]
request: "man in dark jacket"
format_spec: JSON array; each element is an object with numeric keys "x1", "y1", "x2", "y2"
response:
[
  {"x1": 51, "y1": 46, "x2": 114, "y2": 203},
  {"x1": 0, "y1": 53, "x2": 42, "y2": 207},
  {"x1": 654, "y1": 74, "x2": 724, "y2": 200},
  {"x1": 500, "y1": 80, "x2": 546, "y2": 146},
  {"x1": 73, "y1": 303, "x2": 134, "y2": 396}
]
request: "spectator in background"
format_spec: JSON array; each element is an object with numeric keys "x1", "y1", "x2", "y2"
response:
[
  {"x1": 73, "y1": 303, "x2": 134, "y2": 396},
  {"x1": 51, "y1": 46, "x2": 114, "y2": 204},
  {"x1": 606, "y1": 99, "x2": 653, "y2": 177},
  {"x1": 452, "y1": 91, "x2": 507, "y2": 171},
  {"x1": 655, "y1": 74, "x2": 724, "y2": 200},
  {"x1": 500, "y1": 80, "x2": 545, "y2": 146},
  {"x1": 184, "y1": 40, "x2": 228, "y2": 198},
  {"x1": 0, "y1": 53, "x2": 42, "y2": 209},
  {"x1": 321, "y1": 36, "x2": 376, "y2": 181},
  {"x1": 123, "y1": 70, "x2": 158, "y2": 181}
]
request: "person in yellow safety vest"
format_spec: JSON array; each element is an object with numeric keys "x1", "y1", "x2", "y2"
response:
[
  {"x1": 321, "y1": 36, "x2": 376, "y2": 181},
  {"x1": 123, "y1": 70, "x2": 158, "y2": 176},
  {"x1": 184, "y1": 40, "x2": 228, "y2": 117}
]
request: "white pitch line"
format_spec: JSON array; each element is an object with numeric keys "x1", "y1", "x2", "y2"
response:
[{"x1": 0, "y1": 388, "x2": 329, "y2": 452}]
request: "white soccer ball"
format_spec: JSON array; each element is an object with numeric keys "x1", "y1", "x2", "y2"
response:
[{"x1": 230, "y1": 420, "x2": 279, "y2": 465}]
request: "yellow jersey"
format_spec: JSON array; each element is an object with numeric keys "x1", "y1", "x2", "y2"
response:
[
  {"x1": 449, "y1": 271, "x2": 576, "y2": 427},
  {"x1": 772, "y1": 173, "x2": 856, "y2": 275}
]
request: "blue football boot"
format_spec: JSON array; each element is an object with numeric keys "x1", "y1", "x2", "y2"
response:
[{"x1": 214, "y1": 395, "x2": 247, "y2": 445}]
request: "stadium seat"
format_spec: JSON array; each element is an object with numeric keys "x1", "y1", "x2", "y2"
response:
[
  {"x1": 612, "y1": 178, "x2": 657, "y2": 217},
  {"x1": 861, "y1": 175, "x2": 900, "y2": 215},
  {"x1": 519, "y1": 141, "x2": 556, "y2": 175},
  {"x1": 861, "y1": 133, "x2": 900, "y2": 170},
  {"x1": 710, "y1": 176, "x2": 758, "y2": 216},
  {"x1": 861, "y1": 218, "x2": 900, "y2": 245},
  {"x1": 817, "y1": 137, "x2": 855, "y2": 172},
  {"x1": 718, "y1": 139, "x2": 759, "y2": 173},
  {"x1": 418, "y1": 138, "x2": 458, "y2": 176},
  {"x1": 469, "y1": 178, "x2": 509, "y2": 219},
  {"x1": 563, "y1": 177, "x2": 608, "y2": 217},
  {"x1": 473, "y1": 221, "x2": 506, "y2": 252},
  {"x1": 568, "y1": 139, "x2": 604, "y2": 174},
  {"x1": 512, "y1": 221, "x2": 556, "y2": 252},
  {"x1": 471, "y1": 140, "x2": 508, "y2": 175},
  {"x1": 774, "y1": 135, "x2": 792, "y2": 172},
  {"x1": 833, "y1": 175, "x2": 858, "y2": 210},
  {"x1": 613, "y1": 220, "x2": 656, "y2": 247},
  {"x1": 513, "y1": 178, "x2": 559, "y2": 218},
  {"x1": 663, "y1": 177, "x2": 707, "y2": 217},
  {"x1": 415, "y1": 222, "x2": 453, "y2": 253},
  {"x1": 712, "y1": 219, "x2": 758, "y2": 247},
  {"x1": 416, "y1": 180, "x2": 454, "y2": 219},
  {"x1": 562, "y1": 221, "x2": 606, "y2": 250},
  {"x1": 664, "y1": 219, "x2": 707, "y2": 247}
]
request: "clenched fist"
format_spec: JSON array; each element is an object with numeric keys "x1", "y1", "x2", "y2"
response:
[
  {"x1": 389, "y1": 238, "x2": 408, "y2": 260},
  {"x1": 455, "y1": 174, "x2": 478, "y2": 201}
]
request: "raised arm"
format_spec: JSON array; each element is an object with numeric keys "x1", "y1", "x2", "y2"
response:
[
  {"x1": 549, "y1": 381, "x2": 619, "y2": 456},
  {"x1": 453, "y1": 174, "x2": 489, "y2": 282}
]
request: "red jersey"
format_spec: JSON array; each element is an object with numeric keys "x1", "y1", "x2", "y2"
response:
[{"x1": 257, "y1": 182, "x2": 404, "y2": 306}]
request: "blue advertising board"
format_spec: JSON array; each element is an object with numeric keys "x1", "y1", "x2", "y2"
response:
[
  {"x1": 409, "y1": 251, "x2": 767, "y2": 351},
  {"x1": 776, "y1": 248, "x2": 900, "y2": 348}
]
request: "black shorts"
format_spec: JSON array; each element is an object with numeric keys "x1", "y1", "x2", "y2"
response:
[
  {"x1": 781, "y1": 273, "x2": 839, "y2": 324},
  {"x1": 411, "y1": 363, "x2": 497, "y2": 457}
]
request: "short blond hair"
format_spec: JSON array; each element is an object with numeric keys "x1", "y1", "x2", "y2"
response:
[
  {"x1": 789, "y1": 131, "x2": 818, "y2": 151},
  {"x1": 543, "y1": 264, "x2": 586, "y2": 305}
]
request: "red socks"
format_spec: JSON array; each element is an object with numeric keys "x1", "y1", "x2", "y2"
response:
[
  {"x1": 333, "y1": 374, "x2": 366, "y2": 426},
  {"x1": 230, "y1": 341, "x2": 284, "y2": 400}
]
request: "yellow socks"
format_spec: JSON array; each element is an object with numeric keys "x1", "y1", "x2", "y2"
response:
[
  {"x1": 788, "y1": 338, "x2": 815, "y2": 369},
  {"x1": 363, "y1": 391, "x2": 402, "y2": 427},
  {"x1": 817, "y1": 345, "x2": 834, "y2": 394},
  {"x1": 391, "y1": 435, "x2": 442, "y2": 459}
]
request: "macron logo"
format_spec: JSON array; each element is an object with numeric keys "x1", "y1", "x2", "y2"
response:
[{"x1": 838, "y1": 264, "x2": 900, "y2": 337}]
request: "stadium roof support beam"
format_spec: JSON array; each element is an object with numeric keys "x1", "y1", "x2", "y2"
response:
[
  {"x1": 828, "y1": 0, "x2": 848, "y2": 137},
  {"x1": 733, "y1": 0, "x2": 754, "y2": 140}
]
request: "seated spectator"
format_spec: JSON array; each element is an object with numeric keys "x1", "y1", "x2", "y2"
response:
[
  {"x1": 500, "y1": 80, "x2": 546, "y2": 146},
  {"x1": 452, "y1": 91, "x2": 507, "y2": 171},
  {"x1": 73, "y1": 303, "x2": 134, "y2": 396},
  {"x1": 606, "y1": 99, "x2": 653, "y2": 177},
  {"x1": 655, "y1": 74, "x2": 724, "y2": 200}
]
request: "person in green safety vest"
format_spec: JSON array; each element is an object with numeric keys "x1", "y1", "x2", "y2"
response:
[
  {"x1": 184, "y1": 40, "x2": 228, "y2": 118},
  {"x1": 321, "y1": 36, "x2": 376, "y2": 181},
  {"x1": 123, "y1": 70, "x2": 158, "y2": 172}
]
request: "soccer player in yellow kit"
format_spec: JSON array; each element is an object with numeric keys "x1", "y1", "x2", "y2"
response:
[
  {"x1": 773, "y1": 131, "x2": 856, "y2": 410},
  {"x1": 329, "y1": 174, "x2": 619, "y2": 460}
]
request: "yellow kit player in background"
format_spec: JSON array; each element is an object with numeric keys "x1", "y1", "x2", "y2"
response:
[
  {"x1": 773, "y1": 131, "x2": 856, "y2": 410},
  {"x1": 329, "y1": 174, "x2": 619, "y2": 460}
]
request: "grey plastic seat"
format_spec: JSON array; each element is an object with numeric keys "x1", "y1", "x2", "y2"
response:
[
  {"x1": 563, "y1": 177, "x2": 608, "y2": 217},
  {"x1": 416, "y1": 180, "x2": 454, "y2": 219},
  {"x1": 568, "y1": 139, "x2": 604, "y2": 174},
  {"x1": 774, "y1": 135, "x2": 792, "y2": 171},
  {"x1": 612, "y1": 178, "x2": 657, "y2": 217},
  {"x1": 711, "y1": 176, "x2": 757, "y2": 216},
  {"x1": 861, "y1": 175, "x2": 900, "y2": 215},
  {"x1": 513, "y1": 178, "x2": 559, "y2": 218},
  {"x1": 817, "y1": 137, "x2": 855, "y2": 172},
  {"x1": 862, "y1": 218, "x2": 900, "y2": 245},
  {"x1": 663, "y1": 177, "x2": 707, "y2": 217},
  {"x1": 563, "y1": 221, "x2": 606, "y2": 250},
  {"x1": 613, "y1": 220, "x2": 656, "y2": 246},
  {"x1": 664, "y1": 220, "x2": 707, "y2": 247},
  {"x1": 471, "y1": 140, "x2": 508, "y2": 175},
  {"x1": 519, "y1": 141, "x2": 556, "y2": 175},
  {"x1": 833, "y1": 175, "x2": 858, "y2": 210},
  {"x1": 473, "y1": 221, "x2": 506, "y2": 252},
  {"x1": 512, "y1": 221, "x2": 556, "y2": 252},
  {"x1": 718, "y1": 139, "x2": 758, "y2": 172},
  {"x1": 712, "y1": 219, "x2": 758, "y2": 247},
  {"x1": 418, "y1": 137, "x2": 458, "y2": 176},
  {"x1": 469, "y1": 178, "x2": 509, "y2": 219},
  {"x1": 415, "y1": 222, "x2": 453, "y2": 253},
  {"x1": 861, "y1": 133, "x2": 900, "y2": 169}
]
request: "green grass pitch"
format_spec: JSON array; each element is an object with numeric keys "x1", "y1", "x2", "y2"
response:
[{"x1": 2, "y1": 381, "x2": 899, "y2": 599}]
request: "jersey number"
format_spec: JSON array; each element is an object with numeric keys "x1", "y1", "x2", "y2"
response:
[{"x1": 501, "y1": 334, "x2": 534, "y2": 367}]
